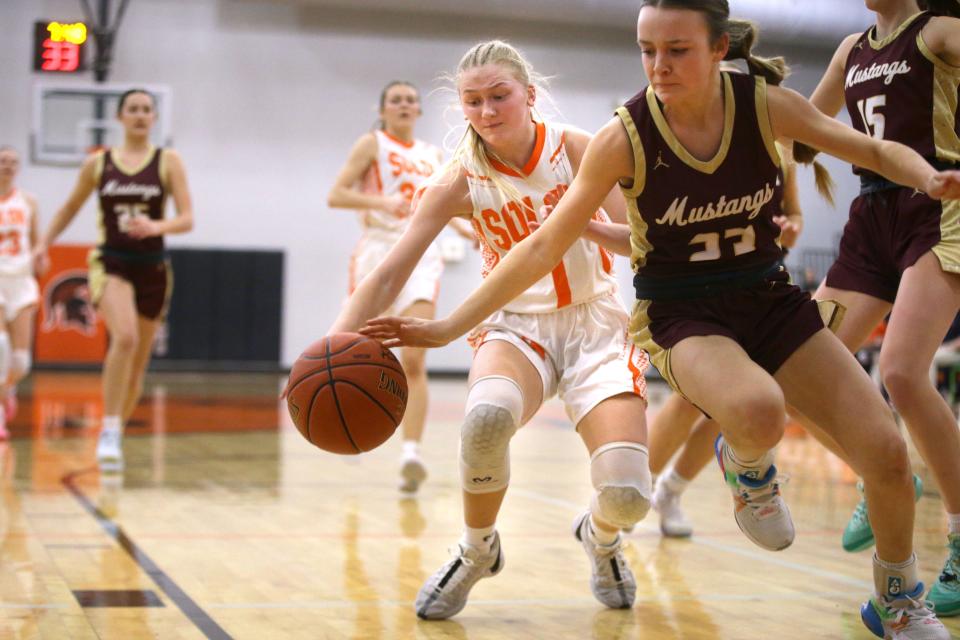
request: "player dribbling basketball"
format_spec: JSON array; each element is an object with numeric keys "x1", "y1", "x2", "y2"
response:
[{"x1": 339, "y1": 40, "x2": 652, "y2": 619}]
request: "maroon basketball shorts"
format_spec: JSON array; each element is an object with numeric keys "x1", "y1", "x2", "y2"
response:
[
  {"x1": 826, "y1": 188, "x2": 960, "y2": 303},
  {"x1": 631, "y1": 272, "x2": 825, "y2": 392},
  {"x1": 87, "y1": 249, "x2": 172, "y2": 320}
]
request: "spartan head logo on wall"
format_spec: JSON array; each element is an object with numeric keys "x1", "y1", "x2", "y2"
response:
[{"x1": 42, "y1": 270, "x2": 97, "y2": 336}]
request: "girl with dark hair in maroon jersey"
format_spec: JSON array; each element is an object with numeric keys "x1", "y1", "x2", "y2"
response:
[
  {"x1": 35, "y1": 88, "x2": 194, "y2": 471},
  {"x1": 361, "y1": 1, "x2": 960, "y2": 637},
  {"x1": 790, "y1": 0, "x2": 960, "y2": 617}
]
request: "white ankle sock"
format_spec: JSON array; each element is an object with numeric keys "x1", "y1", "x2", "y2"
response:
[
  {"x1": 661, "y1": 467, "x2": 691, "y2": 495},
  {"x1": 724, "y1": 443, "x2": 774, "y2": 478},
  {"x1": 462, "y1": 524, "x2": 495, "y2": 551},
  {"x1": 947, "y1": 512, "x2": 960, "y2": 536},
  {"x1": 589, "y1": 514, "x2": 619, "y2": 546},
  {"x1": 102, "y1": 415, "x2": 122, "y2": 434},
  {"x1": 402, "y1": 440, "x2": 419, "y2": 458}
]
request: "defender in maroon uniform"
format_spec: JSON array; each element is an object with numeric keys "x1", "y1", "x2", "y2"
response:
[
  {"x1": 802, "y1": 0, "x2": 960, "y2": 614},
  {"x1": 35, "y1": 89, "x2": 194, "y2": 470},
  {"x1": 362, "y1": 2, "x2": 960, "y2": 637},
  {"x1": 92, "y1": 142, "x2": 169, "y2": 320}
]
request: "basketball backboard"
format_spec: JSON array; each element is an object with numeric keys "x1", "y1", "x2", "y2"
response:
[{"x1": 31, "y1": 82, "x2": 173, "y2": 166}]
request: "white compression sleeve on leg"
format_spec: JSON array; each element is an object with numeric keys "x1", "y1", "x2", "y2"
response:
[
  {"x1": 589, "y1": 441, "x2": 652, "y2": 530},
  {"x1": 460, "y1": 375, "x2": 523, "y2": 494}
]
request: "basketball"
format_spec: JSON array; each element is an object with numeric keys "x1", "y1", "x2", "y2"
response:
[{"x1": 284, "y1": 333, "x2": 408, "y2": 454}]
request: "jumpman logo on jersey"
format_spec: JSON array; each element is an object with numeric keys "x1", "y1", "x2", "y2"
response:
[
  {"x1": 855, "y1": 40, "x2": 864, "y2": 50},
  {"x1": 911, "y1": 188, "x2": 923, "y2": 198},
  {"x1": 654, "y1": 152, "x2": 670, "y2": 171}
]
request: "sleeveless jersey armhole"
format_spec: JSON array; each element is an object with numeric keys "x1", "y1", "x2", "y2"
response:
[
  {"x1": 92, "y1": 151, "x2": 106, "y2": 185},
  {"x1": 917, "y1": 30, "x2": 960, "y2": 73},
  {"x1": 754, "y1": 77, "x2": 781, "y2": 168},
  {"x1": 615, "y1": 105, "x2": 646, "y2": 198},
  {"x1": 158, "y1": 148, "x2": 170, "y2": 191},
  {"x1": 917, "y1": 31, "x2": 960, "y2": 164}
]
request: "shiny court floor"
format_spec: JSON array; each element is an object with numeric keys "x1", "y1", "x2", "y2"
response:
[{"x1": 0, "y1": 371, "x2": 957, "y2": 639}]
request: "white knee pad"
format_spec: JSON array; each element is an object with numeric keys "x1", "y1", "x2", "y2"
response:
[
  {"x1": 460, "y1": 375, "x2": 523, "y2": 494},
  {"x1": 10, "y1": 350, "x2": 30, "y2": 380},
  {"x1": 0, "y1": 332, "x2": 9, "y2": 381},
  {"x1": 589, "y1": 441, "x2": 652, "y2": 530}
]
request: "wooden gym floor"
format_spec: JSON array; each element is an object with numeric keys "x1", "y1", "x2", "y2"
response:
[{"x1": 0, "y1": 371, "x2": 957, "y2": 639}]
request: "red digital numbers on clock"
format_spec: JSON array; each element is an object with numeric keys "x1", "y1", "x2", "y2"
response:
[{"x1": 34, "y1": 21, "x2": 87, "y2": 73}]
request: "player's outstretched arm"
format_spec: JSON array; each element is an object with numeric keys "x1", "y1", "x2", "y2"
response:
[
  {"x1": 807, "y1": 33, "x2": 860, "y2": 116},
  {"x1": 361, "y1": 117, "x2": 634, "y2": 348},
  {"x1": 564, "y1": 126, "x2": 632, "y2": 256},
  {"x1": 581, "y1": 221, "x2": 631, "y2": 256},
  {"x1": 327, "y1": 133, "x2": 407, "y2": 218},
  {"x1": 34, "y1": 152, "x2": 98, "y2": 256},
  {"x1": 769, "y1": 86, "x2": 960, "y2": 199},
  {"x1": 331, "y1": 167, "x2": 470, "y2": 334}
]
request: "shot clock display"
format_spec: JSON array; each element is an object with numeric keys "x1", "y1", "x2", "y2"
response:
[{"x1": 33, "y1": 21, "x2": 88, "y2": 73}]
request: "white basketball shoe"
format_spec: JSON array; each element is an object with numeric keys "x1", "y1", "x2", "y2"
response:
[{"x1": 415, "y1": 532, "x2": 503, "y2": 619}]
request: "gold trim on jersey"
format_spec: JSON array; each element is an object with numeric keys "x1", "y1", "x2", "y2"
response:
[
  {"x1": 158, "y1": 148, "x2": 170, "y2": 190},
  {"x1": 625, "y1": 197, "x2": 653, "y2": 273},
  {"x1": 934, "y1": 199, "x2": 960, "y2": 275},
  {"x1": 629, "y1": 299, "x2": 679, "y2": 391},
  {"x1": 159, "y1": 258, "x2": 174, "y2": 320},
  {"x1": 615, "y1": 104, "x2": 654, "y2": 272},
  {"x1": 110, "y1": 145, "x2": 157, "y2": 176},
  {"x1": 615, "y1": 105, "x2": 646, "y2": 197},
  {"x1": 868, "y1": 11, "x2": 924, "y2": 50},
  {"x1": 817, "y1": 299, "x2": 847, "y2": 334},
  {"x1": 157, "y1": 149, "x2": 171, "y2": 224},
  {"x1": 754, "y1": 77, "x2": 781, "y2": 169},
  {"x1": 647, "y1": 72, "x2": 734, "y2": 175},
  {"x1": 92, "y1": 150, "x2": 106, "y2": 183},
  {"x1": 87, "y1": 249, "x2": 107, "y2": 307},
  {"x1": 94, "y1": 151, "x2": 107, "y2": 246},
  {"x1": 917, "y1": 33, "x2": 960, "y2": 165}
]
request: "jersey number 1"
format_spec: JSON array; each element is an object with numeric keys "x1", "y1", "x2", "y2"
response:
[{"x1": 856, "y1": 94, "x2": 886, "y2": 139}]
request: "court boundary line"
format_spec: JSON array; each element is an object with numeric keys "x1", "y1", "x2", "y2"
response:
[
  {"x1": 508, "y1": 487, "x2": 874, "y2": 590},
  {"x1": 61, "y1": 469, "x2": 234, "y2": 640}
]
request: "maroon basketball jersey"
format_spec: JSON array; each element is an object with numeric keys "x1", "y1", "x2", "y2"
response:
[
  {"x1": 617, "y1": 72, "x2": 783, "y2": 281},
  {"x1": 844, "y1": 11, "x2": 960, "y2": 179},
  {"x1": 96, "y1": 147, "x2": 167, "y2": 255}
]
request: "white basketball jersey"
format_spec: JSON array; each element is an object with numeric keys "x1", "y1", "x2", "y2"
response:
[
  {"x1": 359, "y1": 130, "x2": 441, "y2": 241},
  {"x1": 0, "y1": 189, "x2": 33, "y2": 277},
  {"x1": 464, "y1": 121, "x2": 618, "y2": 313}
]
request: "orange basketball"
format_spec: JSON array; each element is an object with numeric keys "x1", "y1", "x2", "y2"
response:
[{"x1": 284, "y1": 333, "x2": 407, "y2": 454}]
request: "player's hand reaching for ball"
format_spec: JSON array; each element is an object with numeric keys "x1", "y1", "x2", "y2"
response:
[
  {"x1": 360, "y1": 316, "x2": 455, "y2": 348},
  {"x1": 927, "y1": 170, "x2": 960, "y2": 200}
]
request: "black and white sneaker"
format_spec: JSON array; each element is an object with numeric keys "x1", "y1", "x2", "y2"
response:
[
  {"x1": 414, "y1": 532, "x2": 503, "y2": 619},
  {"x1": 573, "y1": 511, "x2": 636, "y2": 609}
]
